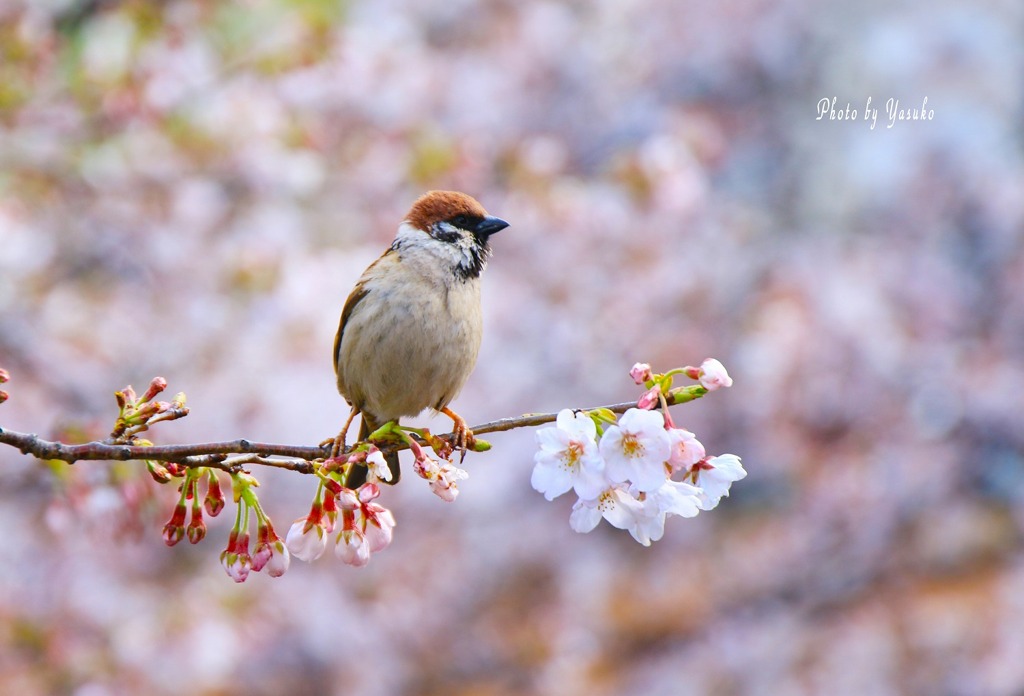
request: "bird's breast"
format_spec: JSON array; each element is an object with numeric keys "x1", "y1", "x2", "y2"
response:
[{"x1": 338, "y1": 274, "x2": 483, "y2": 421}]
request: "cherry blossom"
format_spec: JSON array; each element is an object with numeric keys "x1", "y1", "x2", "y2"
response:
[
  {"x1": 599, "y1": 408, "x2": 672, "y2": 492},
  {"x1": 667, "y1": 428, "x2": 706, "y2": 473},
  {"x1": 569, "y1": 486, "x2": 642, "y2": 535},
  {"x1": 692, "y1": 454, "x2": 746, "y2": 510},
  {"x1": 531, "y1": 409, "x2": 606, "y2": 501},
  {"x1": 365, "y1": 446, "x2": 393, "y2": 484},
  {"x1": 430, "y1": 462, "x2": 468, "y2": 502},
  {"x1": 414, "y1": 453, "x2": 469, "y2": 502}
]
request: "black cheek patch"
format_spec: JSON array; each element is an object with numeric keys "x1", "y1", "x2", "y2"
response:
[{"x1": 431, "y1": 224, "x2": 463, "y2": 244}]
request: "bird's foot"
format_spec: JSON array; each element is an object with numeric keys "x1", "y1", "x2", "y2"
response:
[
  {"x1": 440, "y1": 406, "x2": 474, "y2": 463},
  {"x1": 321, "y1": 406, "x2": 359, "y2": 459}
]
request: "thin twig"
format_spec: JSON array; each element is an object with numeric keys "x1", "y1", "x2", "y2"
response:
[{"x1": 0, "y1": 393, "x2": 697, "y2": 473}]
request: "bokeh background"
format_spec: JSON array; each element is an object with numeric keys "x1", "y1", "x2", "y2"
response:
[{"x1": 2, "y1": 0, "x2": 1023, "y2": 694}]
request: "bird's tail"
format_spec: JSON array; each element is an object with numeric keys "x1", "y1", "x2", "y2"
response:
[{"x1": 345, "y1": 414, "x2": 401, "y2": 488}]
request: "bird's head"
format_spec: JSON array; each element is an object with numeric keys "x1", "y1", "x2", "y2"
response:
[{"x1": 395, "y1": 191, "x2": 509, "y2": 280}]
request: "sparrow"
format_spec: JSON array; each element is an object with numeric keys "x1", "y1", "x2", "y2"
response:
[{"x1": 330, "y1": 191, "x2": 509, "y2": 487}]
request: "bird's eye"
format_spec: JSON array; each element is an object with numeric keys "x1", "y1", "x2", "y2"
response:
[{"x1": 450, "y1": 214, "x2": 471, "y2": 229}]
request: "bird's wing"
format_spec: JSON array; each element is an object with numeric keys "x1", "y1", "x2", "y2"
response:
[
  {"x1": 334, "y1": 282, "x2": 369, "y2": 378},
  {"x1": 333, "y1": 248, "x2": 396, "y2": 377}
]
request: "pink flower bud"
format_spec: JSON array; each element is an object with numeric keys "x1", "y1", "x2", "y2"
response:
[
  {"x1": 267, "y1": 541, "x2": 290, "y2": 576},
  {"x1": 630, "y1": 362, "x2": 653, "y2": 385},
  {"x1": 161, "y1": 504, "x2": 187, "y2": 546},
  {"x1": 636, "y1": 384, "x2": 661, "y2": 410},
  {"x1": 252, "y1": 522, "x2": 289, "y2": 575},
  {"x1": 322, "y1": 477, "x2": 344, "y2": 495},
  {"x1": 335, "y1": 528, "x2": 370, "y2": 567},
  {"x1": 0, "y1": 390, "x2": 7, "y2": 404},
  {"x1": 697, "y1": 358, "x2": 733, "y2": 391},
  {"x1": 141, "y1": 376, "x2": 168, "y2": 403},
  {"x1": 321, "y1": 494, "x2": 338, "y2": 532},
  {"x1": 285, "y1": 518, "x2": 327, "y2": 562},
  {"x1": 146, "y1": 461, "x2": 173, "y2": 484},
  {"x1": 250, "y1": 541, "x2": 273, "y2": 572},
  {"x1": 133, "y1": 401, "x2": 162, "y2": 422},
  {"x1": 336, "y1": 487, "x2": 360, "y2": 510},
  {"x1": 220, "y1": 550, "x2": 251, "y2": 583},
  {"x1": 357, "y1": 483, "x2": 381, "y2": 504},
  {"x1": 186, "y1": 507, "x2": 206, "y2": 544},
  {"x1": 0, "y1": 367, "x2": 9, "y2": 383},
  {"x1": 219, "y1": 532, "x2": 252, "y2": 583},
  {"x1": 204, "y1": 475, "x2": 225, "y2": 517},
  {"x1": 362, "y1": 503, "x2": 396, "y2": 553}
]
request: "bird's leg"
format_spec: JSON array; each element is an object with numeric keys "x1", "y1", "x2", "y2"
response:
[
  {"x1": 321, "y1": 405, "x2": 359, "y2": 459},
  {"x1": 440, "y1": 406, "x2": 474, "y2": 462}
]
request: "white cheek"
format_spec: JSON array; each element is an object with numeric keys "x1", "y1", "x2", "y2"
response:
[{"x1": 395, "y1": 222, "x2": 474, "y2": 268}]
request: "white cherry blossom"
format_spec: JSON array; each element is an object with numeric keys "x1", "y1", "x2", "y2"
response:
[
  {"x1": 693, "y1": 454, "x2": 746, "y2": 510},
  {"x1": 667, "y1": 428, "x2": 706, "y2": 473},
  {"x1": 599, "y1": 408, "x2": 671, "y2": 492},
  {"x1": 531, "y1": 409, "x2": 606, "y2": 501}
]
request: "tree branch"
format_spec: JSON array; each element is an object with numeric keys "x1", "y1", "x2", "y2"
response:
[{"x1": 0, "y1": 394, "x2": 698, "y2": 472}]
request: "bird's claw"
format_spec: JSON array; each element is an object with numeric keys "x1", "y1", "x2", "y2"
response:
[
  {"x1": 442, "y1": 407, "x2": 474, "y2": 463},
  {"x1": 323, "y1": 406, "x2": 359, "y2": 460}
]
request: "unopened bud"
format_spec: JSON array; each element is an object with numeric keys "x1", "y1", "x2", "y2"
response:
[
  {"x1": 589, "y1": 408, "x2": 618, "y2": 425},
  {"x1": 0, "y1": 367, "x2": 9, "y2": 383},
  {"x1": 336, "y1": 487, "x2": 360, "y2": 511},
  {"x1": 141, "y1": 376, "x2": 168, "y2": 403},
  {"x1": 0, "y1": 390, "x2": 7, "y2": 404},
  {"x1": 636, "y1": 384, "x2": 661, "y2": 410},
  {"x1": 186, "y1": 514, "x2": 207, "y2": 544},
  {"x1": 204, "y1": 475, "x2": 225, "y2": 517},
  {"x1": 696, "y1": 358, "x2": 733, "y2": 391},
  {"x1": 630, "y1": 362, "x2": 653, "y2": 385},
  {"x1": 322, "y1": 456, "x2": 349, "y2": 473},
  {"x1": 250, "y1": 541, "x2": 273, "y2": 571},
  {"x1": 146, "y1": 460, "x2": 172, "y2": 484},
  {"x1": 134, "y1": 400, "x2": 162, "y2": 421},
  {"x1": 161, "y1": 504, "x2": 188, "y2": 547}
]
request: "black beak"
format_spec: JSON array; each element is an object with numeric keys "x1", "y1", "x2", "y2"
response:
[{"x1": 474, "y1": 216, "x2": 509, "y2": 239}]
